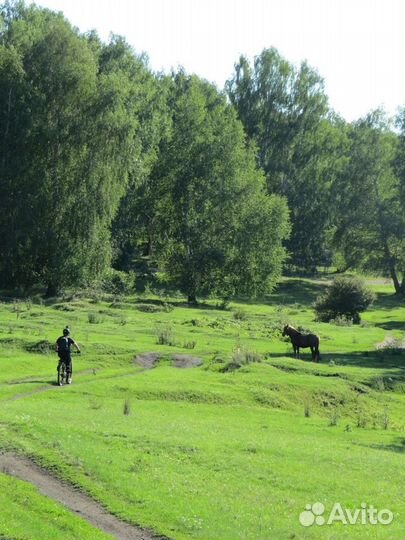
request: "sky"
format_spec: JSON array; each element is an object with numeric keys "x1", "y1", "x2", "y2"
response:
[{"x1": 36, "y1": 0, "x2": 404, "y2": 122}]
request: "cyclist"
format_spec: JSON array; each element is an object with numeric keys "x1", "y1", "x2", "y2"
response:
[{"x1": 55, "y1": 326, "x2": 80, "y2": 384}]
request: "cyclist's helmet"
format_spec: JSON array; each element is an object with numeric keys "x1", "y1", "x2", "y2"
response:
[{"x1": 63, "y1": 326, "x2": 70, "y2": 336}]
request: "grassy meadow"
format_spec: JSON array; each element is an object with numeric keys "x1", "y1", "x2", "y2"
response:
[{"x1": 0, "y1": 277, "x2": 404, "y2": 540}]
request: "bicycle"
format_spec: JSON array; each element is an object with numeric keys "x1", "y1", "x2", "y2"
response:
[
  {"x1": 56, "y1": 351, "x2": 80, "y2": 386},
  {"x1": 57, "y1": 358, "x2": 69, "y2": 386}
]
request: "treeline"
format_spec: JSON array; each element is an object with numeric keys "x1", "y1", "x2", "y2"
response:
[{"x1": 0, "y1": 2, "x2": 404, "y2": 299}]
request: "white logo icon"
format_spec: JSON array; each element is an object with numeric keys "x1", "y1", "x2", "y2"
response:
[
  {"x1": 299, "y1": 502, "x2": 325, "y2": 527},
  {"x1": 299, "y1": 502, "x2": 393, "y2": 527}
]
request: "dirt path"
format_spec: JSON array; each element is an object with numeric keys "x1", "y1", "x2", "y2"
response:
[
  {"x1": 1, "y1": 369, "x2": 98, "y2": 402},
  {"x1": 0, "y1": 453, "x2": 166, "y2": 540}
]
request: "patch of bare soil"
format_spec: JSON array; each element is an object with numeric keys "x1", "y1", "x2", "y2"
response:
[
  {"x1": 0, "y1": 453, "x2": 167, "y2": 540},
  {"x1": 134, "y1": 352, "x2": 203, "y2": 369},
  {"x1": 171, "y1": 354, "x2": 203, "y2": 368},
  {"x1": 133, "y1": 352, "x2": 162, "y2": 369}
]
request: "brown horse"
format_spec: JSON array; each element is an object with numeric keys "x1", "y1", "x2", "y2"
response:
[{"x1": 282, "y1": 324, "x2": 320, "y2": 362}]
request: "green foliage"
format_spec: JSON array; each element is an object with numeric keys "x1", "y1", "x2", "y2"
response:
[
  {"x1": 123, "y1": 398, "x2": 131, "y2": 415},
  {"x1": 329, "y1": 314, "x2": 353, "y2": 326},
  {"x1": 314, "y1": 276, "x2": 375, "y2": 323},
  {"x1": 221, "y1": 346, "x2": 262, "y2": 372},
  {"x1": 148, "y1": 73, "x2": 290, "y2": 301},
  {"x1": 0, "y1": 3, "x2": 160, "y2": 293},
  {"x1": 329, "y1": 406, "x2": 340, "y2": 426},
  {"x1": 87, "y1": 311, "x2": 103, "y2": 324},
  {"x1": 226, "y1": 48, "x2": 346, "y2": 270},
  {"x1": 101, "y1": 269, "x2": 135, "y2": 295},
  {"x1": 155, "y1": 323, "x2": 175, "y2": 346},
  {"x1": 331, "y1": 111, "x2": 405, "y2": 294},
  {"x1": 232, "y1": 308, "x2": 247, "y2": 321}
]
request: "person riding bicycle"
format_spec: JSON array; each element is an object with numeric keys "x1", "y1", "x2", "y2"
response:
[{"x1": 55, "y1": 326, "x2": 80, "y2": 384}]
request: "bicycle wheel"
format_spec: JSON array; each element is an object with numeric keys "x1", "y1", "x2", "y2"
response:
[{"x1": 57, "y1": 362, "x2": 66, "y2": 386}]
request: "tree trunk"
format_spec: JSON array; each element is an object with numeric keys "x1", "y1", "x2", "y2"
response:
[
  {"x1": 389, "y1": 265, "x2": 401, "y2": 294},
  {"x1": 397, "y1": 275, "x2": 405, "y2": 297},
  {"x1": 385, "y1": 255, "x2": 404, "y2": 297},
  {"x1": 187, "y1": 294, "x2": 197, "y2": 305},
  {"x1": 382, "y1": 239, "x2": 403, "y2": 296},
  {"x1": 46, "y1": 282, "x2": 59, "y2": 298}
]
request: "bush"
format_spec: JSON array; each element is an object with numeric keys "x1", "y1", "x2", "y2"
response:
[
  {"x1": 183, "y1": 340, "x2": 197, "y2": 349},
  {"x1": 221, "y1": 347, "x2": 262, "y2": 372},
  {"x1": 330, "y1": 314, "x2": 353, "y2": 326},
  {"x1": 155, "y1": 324, "x2": 176, "y2": 346},
  {"x1": 314, "y1": 276, "x2": 375, "y2": 324},
  {"x1": 102, "y1": 269, "x2": 135, "y2": 295},
  {"x1": 88, "y1": 311, "x2": 103, "y2": 324},
  {"x1": 375, "y1": 334, "x2": 405, "y2": 355},
  {"x1": 123, "y1": 398, "x2": 131, "y2": 415},
  {"x1": 26, "y1": 340, "x2": 54, "y2": 354},
  {"x1": 233, "y1": 308, "x2": 247, "y2": 321}
]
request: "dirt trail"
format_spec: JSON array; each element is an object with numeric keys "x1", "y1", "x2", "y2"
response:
[
  {"x1": 0, "y1": 453, "x2": 166, "y2": 540},
  {"x1": 1, "y1": 369, "x2": 98, "y2": 402}
]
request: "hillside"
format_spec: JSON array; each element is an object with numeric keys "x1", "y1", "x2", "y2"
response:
[{"x1": 0, "y1": 277, "x2": 404, "y2": 539}]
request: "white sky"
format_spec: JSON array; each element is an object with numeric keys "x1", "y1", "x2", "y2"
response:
[{"x1": 36, "y1": 0, "x2": 404, "y2": 121}]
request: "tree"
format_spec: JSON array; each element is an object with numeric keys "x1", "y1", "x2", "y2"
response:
[
  {"x1": 147, "y1": 72, "x2": 290, "y2": 302},
  {"x1": 226, "y1": 48, "x2": 346, "y2": 270},
  {"x1": 111, "y1": 72, "x2": 171, "y2": 272},
  {"x1": 393, "y1": 108, "x2": 405, "y2": 294},
  {"x1": 0, "y1": 3, "x2": 149, "y2": 294},
  {"x1": 331, "y1": 110, "x2": 405, "y2": 295}
]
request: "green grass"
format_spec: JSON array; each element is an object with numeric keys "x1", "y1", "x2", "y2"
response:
[
  {"x1": 0, "y1": 472, "x2": 113, "y2": 539},
  {"x1": 0, "y1": 277, "x2": 404, "y2": 539}
]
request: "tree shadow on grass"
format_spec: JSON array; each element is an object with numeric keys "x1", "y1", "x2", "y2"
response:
[
  {"x1": 133, "y1": 298, "x2": 224, "y2": 311},
  {"x1": 354, "y1": 439, "x2": 405, "y2": 454},
  {"x1": 266, "y1": 279, "x2": 328, "y2": 306},
  {"x1": 374, "y1": 321, "x2": 405, "y2": 331},
  {"x1": 266, "y1": 350, "x2": 404, "y2": 370},
  {"x1": 6, "y1": 379, "x2": 56, "y2": 386},
  {"x1": 373, "y1": 291, "x2": 404, "y2": 311}
]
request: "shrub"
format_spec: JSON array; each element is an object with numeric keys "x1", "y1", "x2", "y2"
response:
[
  {"x1": 102, "y1": 269, "x2": 135, "y2": 295},
  {"x1": 233, "y1": 308, "x2": 247, "y2": 321},
  {"x1": 88, "y1": 311, "x2": 103, "y2": 324},
  {"x1": 329, "y1": 407, "x2": 340, "y2": 426},
  {"x1": 26, "y1": 340, "x2": 54, "y2": 354},
  {"x1": 375, "y1": 334, "x2": 405, "y2": 355},
  {"x1": 217, "y1": 298, "x2": 230, "y2": 310},
  {"x1": 117, "y1": 315, "x2": 127, "y2": 326},
  {"x1": 304, "y1": 400, "x2": 311, "y2": 418},
  {"x1": 136, "y1": 303, "x2": 165, "y2": 313},
  {"x1": 53, "y1": 303, "x2": 75, "y2": 312},
  {"x1": 123, "y1": 398, "x2": 131, "y2": 415},
  {"x1": 355, "y1": 401, "x2": 367, "y2": 428},
  {"x1": 330, "y1": 314, "x2": 353, "y2": 326},
  {"x1": 221, "y1": 347, "x2": 262, "y2": 372},
  {"x1": 155, "y1": 324, "x2": 175, "y2": 346},
  {"x1": 183, "y1": 340, "x2": 197, "y2": 349},
  {"x1": 314, "y1": 276, "x2": 375, "y2": 324},
  {"x1": 381, "y1": 407, "x2": 390, "y2": 430}
]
